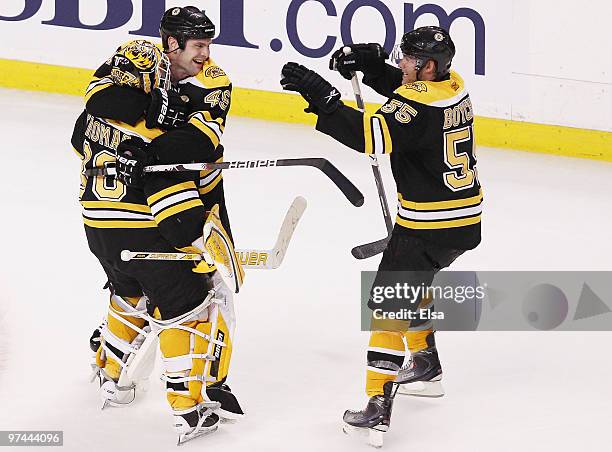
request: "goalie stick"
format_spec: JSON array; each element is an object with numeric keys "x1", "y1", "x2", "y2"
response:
[
  {"x1": 340, "y1": 47, "x2": 394, "y2": 260},
  {"x1": 86, "y1": 158, "x2": 363, "y2": 207},
  {"x1": 120, "y1": 196, "x2": 307, "y2": 270}
]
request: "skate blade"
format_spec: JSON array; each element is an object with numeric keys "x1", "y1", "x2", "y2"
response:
[
  {"x1": 397, "y1": 380, "x2": 444, "y2": 398},
  {"x1": 177, "y1": 425, "x2": 219, "y2": 446},
  {"x1": 342, "y1": 423, "x2": 385, "y2": 448}
]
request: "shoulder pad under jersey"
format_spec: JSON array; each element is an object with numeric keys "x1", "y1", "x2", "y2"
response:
[
  {"x1": 394, "y1": 71, "x2": 467, "y2": 107},
  {"x1": 181, "y1": 58, "x2": 231, "y2": 89}
]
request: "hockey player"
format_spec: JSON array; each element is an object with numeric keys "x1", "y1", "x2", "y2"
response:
[
  {"x1": 74, "y1": 9, "x2": 244, "y2": 444},
  {"x1": 281, "y1": 26, "x2": 482, "y2": 445}
]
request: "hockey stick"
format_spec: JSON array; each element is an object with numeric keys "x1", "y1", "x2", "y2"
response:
[
  {"x1": 86, "y1": 158, "x2": 363, "y2": 207},
  {"x1": 341, "y1": 47, "x2": 393, "y2": 259},
  {"x1": 120, "y1": 196, "x2": 307, "y2": 270}
]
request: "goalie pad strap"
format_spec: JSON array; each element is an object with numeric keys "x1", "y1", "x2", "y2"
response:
[
  {"x1": 162, "y1": 354, "x2": 216, "y2": 373},
  {"x1": 107, "y1": 309, "x2": 149, "y2": 337},
  {"x1": 100, "y1": 325, "x2": 140, "y2": 356},
  {"x1": 162, "y1": 374, "x2": 218, "y2": 384}
]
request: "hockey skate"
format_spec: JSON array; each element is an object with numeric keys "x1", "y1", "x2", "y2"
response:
[
  {"x1": 97, "y1": 369, "x2": 136, "y2": 409},
  {"x1": 395, "y1": 347, "x2": 444, "y2": 397},
  {"x1": 207, "y1": 383, "x2": 245, "y2": 423},
  {"x1": 174, "y1": 402, "x2": 221, "y2": 446},
  {"x1": 342, "y1": 381, "x2": 398, "y2": 448}
]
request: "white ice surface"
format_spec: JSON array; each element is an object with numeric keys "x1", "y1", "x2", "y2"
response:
[{"x1": 0, "y1": 89, "x2": 611, "y2": 451}]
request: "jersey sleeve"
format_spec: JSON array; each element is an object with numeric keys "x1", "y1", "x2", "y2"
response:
[
  {"x1": 361, "y1": 63, "x2": 403, "y2": 98},
  {"x1": 84, "y1": 62, "x2": 150, "y2": 126},
  {"x1": 71, "y1": 110, "x2": 87, "y2": 158},
  {"x1": 315, "y1": 91, "x2": 424, "y2": 155},
  {"x1": 143, "y1": 175, "x2": 206, "y2": 249}
]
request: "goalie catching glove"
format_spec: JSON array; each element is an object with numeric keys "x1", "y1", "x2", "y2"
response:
[
  {"x1": 186, "y1": 205, "x2": 245, "y2": 293},
  {"x1": 281, "y1": 62, "x2": 342, "y2": 114}
]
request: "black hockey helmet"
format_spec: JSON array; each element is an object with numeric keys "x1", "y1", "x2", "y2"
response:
[
  {"x1": 400, "y1": 26, "x2": 455, "y2": 80},
  {"x1": 160, "y1": 6, "x2": 215, "y2": 51}
]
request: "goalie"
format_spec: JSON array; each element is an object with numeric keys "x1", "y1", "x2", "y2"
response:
[{"x1": 72, "y1": 14, "x2": 244, "y2": 444}]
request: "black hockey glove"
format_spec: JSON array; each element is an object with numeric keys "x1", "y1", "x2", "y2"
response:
[
  {"x1": 115, "y1": 137, "x2": 152, "y2": 188},
  {"x1": 145, "y1": 88, "x2": 189, "y2": 130},
  {"x1": 329, "y1": 43, "x2": 388, "y2": 80},
  {"x1": 281, "y1": 62, "x2": 342, "y2": 114}
]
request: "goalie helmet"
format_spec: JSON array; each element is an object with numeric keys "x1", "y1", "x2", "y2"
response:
[
  {"x1": 400, "y1": 26, "x2": 455, "y2": 80},
  {"x1": 109, "y1": 40, "x2": 171, "y2": 93},
  {"x1": 160, "y1": 6, "x2": 215, "y2": 51}
]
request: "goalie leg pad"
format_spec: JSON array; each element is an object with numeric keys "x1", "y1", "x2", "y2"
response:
[
  {"x1": 159, "y1": 294, "x2": 236, "y2": 414},
  {"x1": 96, "y1": 295, "x2": 147, "y2": 380},
  {"x1": 94, "y1": 295, "x2": 152, "y2": 407}
]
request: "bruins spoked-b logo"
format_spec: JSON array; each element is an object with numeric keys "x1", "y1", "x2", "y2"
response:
[
  {"x1": 404, "y1": 81, "x2": 428, "y2": 92},
  {"x1": 205, "y1": 66, "x2": 226, "y2": 79}
]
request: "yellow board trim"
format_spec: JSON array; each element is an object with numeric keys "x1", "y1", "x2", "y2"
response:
[
  {"x1": 147, "y1": 181, "x2": 197, "y2": 205},
  {"x1": 398, "y1": 190, "x2": 483, "y2": 211},
  {"x1": 396, "y1": 215, "x2": 481, "y2": 229},
  {"x1": 83, "y1": 218, "x2": 157, "y2": 228},
  {"x1": 154, "y1": 198, "x2": 203, "y2": 223},
  {"x1": 2, "y1": 58, "x2": 610, "y2": 161}
]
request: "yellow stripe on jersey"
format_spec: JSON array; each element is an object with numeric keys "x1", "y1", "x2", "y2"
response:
[
  {"x1": 198, "y1": 171, "x2": 222, "y2": 195},
  {"x1": 81, "y1": 201, "x2": 152, "y2": 213},
  {"x1": 147, "y1": 181, "x2": 198, "y2": 205},
  {"x1": 201, "y1": 111, "x2": 225, "y2": 130},
  {"x1": 396, "y1": 189, "x2": 482, "y2": 230},
  {"x1": 363, "y1": 113, "x2": 392, "y2": 155},
  {"x1": 398, "y1": 190, "x2": 483, "y2": 210},
  {"x1": 395, "y1": 71, "x2": 466, "y2": 107},
  {"x1": 363, "y1": 112, "x2": 374, "y2": 154},
  {"x1": 105, "y1": 118, "x2": 164, "y2": 142},
  {"x1": 374, "y1": 113, "x2": 392, "y2": 154},
  {"x1": 189, "y1": 113, "x2": 222, "y2": 148},
  {"x1": 396, "y1": 215, "x2": 481, "y2": 230},
  {"x1": 84, "y1": 77, "x2": 113, "y2": 102},
  {"x1": 154, "y1": 199, "x2": 203, "y2": 223},
  {"x1": 83, "y1": 218, "x2": 157, "y2": 228}
]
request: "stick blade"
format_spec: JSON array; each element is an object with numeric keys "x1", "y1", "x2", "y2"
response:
[
  {"x1": 266, "y1": 196, "x2": 307, "y2": 268},
  {"x1": 351, "y1": 236, "x2": 389, "y2": 260},
  {"x1": 236, "y1": 196, "x2": 307, "y2": 270}
]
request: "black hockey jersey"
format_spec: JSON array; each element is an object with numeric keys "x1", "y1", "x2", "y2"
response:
[
  {"x1": 71, "y1": 110, "x2": 207, "y2": 259},
  {"x1": 83, "y1": 56, "x2": 233, "y2": 238},
  {"x1": 316, "y1": 67, "x2": 481, "y2": 250}
]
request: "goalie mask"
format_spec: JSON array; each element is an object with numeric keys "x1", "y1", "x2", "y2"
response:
[{"x1": 109, "y1": 40, "x2": 171, "y2": 94}]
